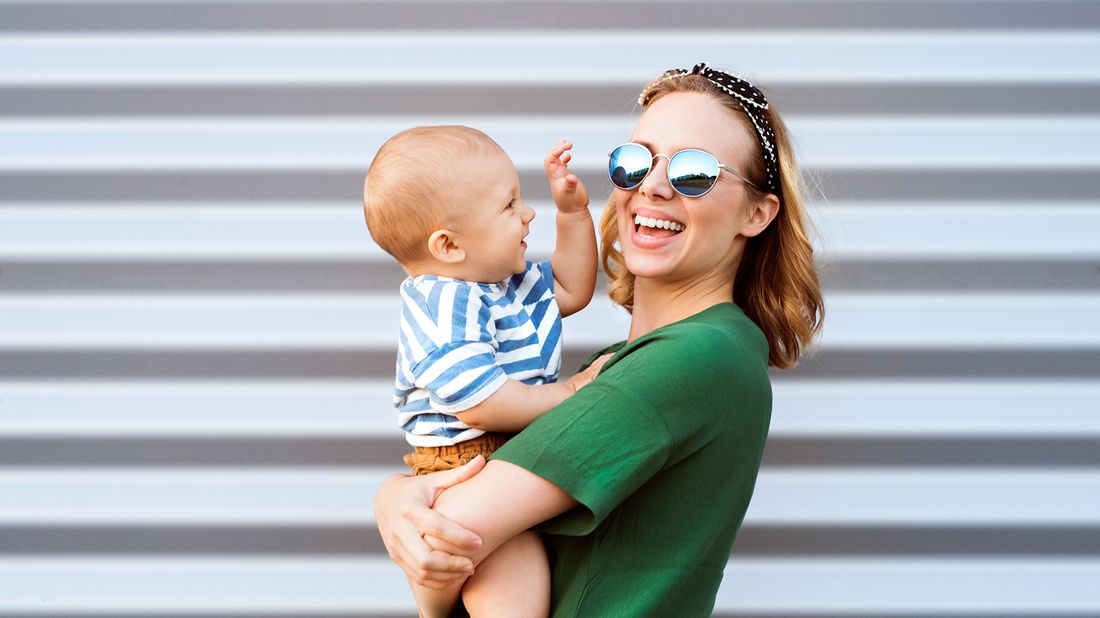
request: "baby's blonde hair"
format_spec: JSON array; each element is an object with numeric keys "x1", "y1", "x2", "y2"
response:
[{"x1": 363, "y1": 125, "x2": 504, "y2": 265}]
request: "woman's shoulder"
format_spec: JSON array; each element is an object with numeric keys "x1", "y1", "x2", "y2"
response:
[
  {"x1": 598, "y1": 303, "x2": 769, "y2": 383},
  {"x1": 651, "y1": 303, "x2": 767, "y2": 362}
]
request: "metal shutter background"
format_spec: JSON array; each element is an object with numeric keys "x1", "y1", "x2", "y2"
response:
[{"x1": 2, "y1": 1, "x2": 1099, "y2": 615}]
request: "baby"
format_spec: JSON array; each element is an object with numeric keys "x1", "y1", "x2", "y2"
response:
[{"x1": 363, "y1": 125, "x2": 599, "y2": 617}]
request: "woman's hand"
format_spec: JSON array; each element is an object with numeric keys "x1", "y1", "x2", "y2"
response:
[
  {"x1": 375, "y1": 456, "x2": 487, "y2": 589},
  {"x1": 565, "y1": 353, "x2": 613, "y2": 393}
]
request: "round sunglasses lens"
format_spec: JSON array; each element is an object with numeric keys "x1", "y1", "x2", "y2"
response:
[
  {"x1": 668, "y1": 149, "x2": 719, "y2": 197},
  {"x1": 608, "y1": 144, "x2": 652, "y2": 190}
]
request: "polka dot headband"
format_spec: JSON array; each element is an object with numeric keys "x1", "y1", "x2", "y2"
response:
[{"x1": 639, "y1": 63, "x2": 782, "y2": 196}]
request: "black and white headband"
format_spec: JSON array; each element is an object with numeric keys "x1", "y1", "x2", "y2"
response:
[{"x1": 640, "y1": 63, "x2": 781, "y2": 196}]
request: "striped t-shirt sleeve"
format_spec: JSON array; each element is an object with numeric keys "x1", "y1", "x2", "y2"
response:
[
  {"x1": 410, "y1": 339, "x2": 507, "y2": 413},
  {"x1": 400, "y1": 280, "x2": 508, "y2": 414}
]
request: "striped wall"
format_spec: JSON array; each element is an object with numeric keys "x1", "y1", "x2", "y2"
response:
[{"x1": 2, "y1": 1, "x2": 1099, "y2": 615}]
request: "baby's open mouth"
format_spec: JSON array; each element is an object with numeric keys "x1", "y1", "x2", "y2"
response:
[{"x1": 634, "y1": 214, "x2": 684, "y2": 238}]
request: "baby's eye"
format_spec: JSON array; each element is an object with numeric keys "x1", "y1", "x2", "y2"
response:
[{"x1": 505, "y1": 199, "x2": 517, "y2": 210}]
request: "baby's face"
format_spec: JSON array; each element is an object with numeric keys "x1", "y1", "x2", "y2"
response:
[{"x1": 447, "y1": 149, "x2": 536, "y2": 283}]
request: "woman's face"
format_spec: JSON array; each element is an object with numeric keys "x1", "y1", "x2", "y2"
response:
[{"x1": 613, "y1": 91, "x2": 763, "y2": 286}]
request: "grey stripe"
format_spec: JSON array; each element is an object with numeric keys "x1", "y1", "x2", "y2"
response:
[
  {"x1": 0, "y1": 611, "x2": 409, "y2": 615},
  {"x1": 24, "y1": 614, "x2": 1057, "y2": 618},
  {"x1": 761, "y1": 438, "x2": 1100, "y2": 467},
  {"x1": 2, "y1": 1, "x2": 1098, "y2": 31},
  {"x1": 2, "y1": 525, "x2": 1097, "y2": 556},
  {"x1": 4, "y1": 349, "x2": 1099, "y2": 379},
  {"x1": 0, "y1": 172, "x2": 363, "y2": 202},
  {"x1": 779, "y1": 349, "x2": 1100, "y2": 379},
  {"x1": 0, "y1": 438, "x2": 409, "y2": 467},
  {"x1": 0, "y1": 606, "x2": 1084, "y2": 615},
  {"x1": 712, "y1": 611, "x2": 1100, "y2": 615},
  {"x1": 819, "y1": 261, "x2": 1100, "y2": 292},
  {"x1": 1, "y1": 261, "x2": 1096, "y2": 293},
  {"x1": 0, "y1": 349, "x2": 596, "y2": 380},
  {"x1": 4, "y1": 84, "x2": 1099, "y2": 116},
  {"x1": 3, "y1": 170, "x2": 1100, "y2": 202},
  {"x1": 0, "y1": 437, "x2": 1094, "y2": 467},
  {"x1": 0, "y1": 262, "x2": 410, "y2": 293}
]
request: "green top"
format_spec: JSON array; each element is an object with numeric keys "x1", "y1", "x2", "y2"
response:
[{"x1": 491, "y1": 302, "x2": 773, "y2": 617}]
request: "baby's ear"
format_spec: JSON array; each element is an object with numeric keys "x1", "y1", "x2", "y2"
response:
[{"x1": 427, "y1": 229, "x2": 466, "y2": 264}]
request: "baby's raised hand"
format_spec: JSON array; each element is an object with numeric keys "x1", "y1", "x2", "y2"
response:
[{"x1": 544, "y1": 140, "x2": 590, "y2": 214}]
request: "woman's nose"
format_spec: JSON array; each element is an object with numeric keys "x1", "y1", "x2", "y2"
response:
[{"x1": 638, "y1": 156, "x2": 675, "y2": 200}]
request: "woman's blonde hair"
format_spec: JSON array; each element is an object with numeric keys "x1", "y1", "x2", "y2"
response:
[{"x1": 599, "y1": 73, "x2": 824, "y2": 368}]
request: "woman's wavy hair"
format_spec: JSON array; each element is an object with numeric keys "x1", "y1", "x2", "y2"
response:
[{"x1": 599, "y1": 73, "x2": 824, "y2": 368}]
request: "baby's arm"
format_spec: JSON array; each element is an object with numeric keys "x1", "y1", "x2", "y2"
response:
[
  {"x1": 455, "y1": 357, "x2": 606, "y2": 432},
  {"x1": 544, "y1": 141, "x2": 597, "y2": 318}
]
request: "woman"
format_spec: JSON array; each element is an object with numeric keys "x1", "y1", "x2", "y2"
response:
[{"x1": 375, "y1": 63, "x2": 824, "y2": 616}]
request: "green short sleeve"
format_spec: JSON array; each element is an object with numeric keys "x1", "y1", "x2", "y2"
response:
[
  {"x1": 490, "y1": 380, "x2": 672, "y2": 535},
  {"x1": 491, "y1": 304, "x2": 772, "y2": 539}
]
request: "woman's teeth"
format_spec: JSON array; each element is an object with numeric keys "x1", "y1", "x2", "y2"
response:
[{"x1": 633, "y1": 214, "x2": 684, "y2": 232}]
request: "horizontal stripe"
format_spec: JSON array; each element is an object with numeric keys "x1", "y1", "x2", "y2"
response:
[
  {"x1": 4, "y1": 83, "x2": 1099, "y2": 116},
  {"x1": 2, "y1": 32, "x2": 1099, "y2": 84},
  {"x1": 2, "y1": 259, "x2": 1097, "y2": 293},
  {"x1": 4, "y1": 203, "x2": 1098, "y2": 261},
  {"x1": 3, "y1": 1, "x2": 1099, "y2": 32},
  {"x1": 1, "y1": 292, "x2": 1096, "y2": 349},
  {"x1": 0, "y1": 436, "x2": 1095, "y2": 468},
  {"x1": 3, "y1": 348, "x2": 1098, "y2": 380},
  {"x1": 3, "y1": 379, "x2": 1096, "y2": 438},
  {"x1": 2, "y1": 169, "x2": 1097, "y2": 202},
  {"x1": 2, "y1": 117, "x2": 1099, "y2": 170},
  {"x1": 2, "y1": 524, "x2": 1097, "y2": 557},
  {"x1": 781, "y1": 349, "x2": 1100, "y2": 379},
  {"x1": 0, "y1": 556, "x2": 1096, "y2": 614},
  {"x1": 1, "y1": 468, "x2": 1097, "y2": 525}
]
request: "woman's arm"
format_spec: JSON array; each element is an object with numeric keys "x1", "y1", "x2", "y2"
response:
[
  {"x1": 427, "y1": 459, "x2": 578, "y2": 564},
  {"x1": 375, "y1": 456, "x2": 578, "y2": 587},
  {"x1": 375, "y1": 458, "x2": 485, "y2": 589},
  {"x1": 376, "y1": 455, "x2": 580, "y2": 585}
]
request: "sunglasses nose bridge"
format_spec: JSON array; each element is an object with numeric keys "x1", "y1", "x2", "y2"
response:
[{"x1": 636, "y1": 152, "x2": 676, "y2": 197}]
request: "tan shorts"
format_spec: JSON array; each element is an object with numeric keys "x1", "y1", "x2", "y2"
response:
[{"x1": 403, "y1": 432, "x2": 515, "y2": 476}]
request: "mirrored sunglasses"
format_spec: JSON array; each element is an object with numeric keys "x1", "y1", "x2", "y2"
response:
[{"x1": 607, "y1": 142, "x2": 760, "y2": 198}]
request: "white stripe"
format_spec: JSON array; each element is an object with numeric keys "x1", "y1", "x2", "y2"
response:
[
  {"x1": 1, "y1": 467, "x2": 1096, "y2": 526},
  {"x1": 1, "y1": 556, "x2": 1098, "y2": 614},
  {"x1": 771, "y1": 380, "x2": 1100, "y2": 437},
  {"x1": 2, "y1": 117, "x2": 1098, "y2": 170},
  {"x1": 2, "y1": 32, "x2": 1097, "y2": 85},
  {"x1": 1, "y1": 292, "x2": 1097, "y2": 350},
  {"x1": 5, "y1": 203, "x2": 1098, "y2": 262},
  {"x1": 1, "y1": 379, "x2": 1096, "y2": 438}
]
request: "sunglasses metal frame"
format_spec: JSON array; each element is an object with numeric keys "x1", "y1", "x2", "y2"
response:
[{"x1": 607, "y1": 142, "x2": 761, "y2": 197}]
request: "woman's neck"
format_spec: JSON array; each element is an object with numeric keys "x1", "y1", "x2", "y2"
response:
[{"x1": 626, "y1": 272, "x2": 735, "y2": 341}]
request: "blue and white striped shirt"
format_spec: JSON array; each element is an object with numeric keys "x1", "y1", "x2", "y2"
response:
[{"x1": 394, "y1": 260, "x2": 563, "y2": 446}]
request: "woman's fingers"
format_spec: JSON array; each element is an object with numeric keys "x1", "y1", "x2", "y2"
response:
[
  {"x1": 427, "y1": 455, "x2": 487, "y2": 497},
  {"x1": 424, "y1": 532, "x2": 478, "y2": 557},
  {"x1": 386, "y1": 515, "x2": 474, "y2": 587},
  {"x1": 406, "y1": 501, "x2": 483, "y2": 552},
  {"x1": 374, "y1": 465, "x2": 484, "y2": 586}
]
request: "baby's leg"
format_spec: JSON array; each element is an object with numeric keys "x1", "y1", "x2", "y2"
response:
[
  {"x1": 462, "y1": 530, "x2": 549, "y2": 618},
  {"x1": 408, "y1": 575, "x2": 464, "y2": 618}
]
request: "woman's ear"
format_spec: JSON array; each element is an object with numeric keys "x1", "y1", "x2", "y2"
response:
[
  {"x1": 740, "y1": 193, "x2": 781, "y2": 238},
  {"x1": 427, "y1": 229, "x2": 466, "y2": 264}
]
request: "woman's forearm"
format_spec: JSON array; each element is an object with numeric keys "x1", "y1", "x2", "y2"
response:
[{"x1": 428, "y1": 459, "x2": 578, "y2": 565}]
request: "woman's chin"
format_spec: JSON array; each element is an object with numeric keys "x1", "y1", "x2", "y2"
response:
[{"x1": 623, "y1": 253, "x2": 679, "y2": 281}]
